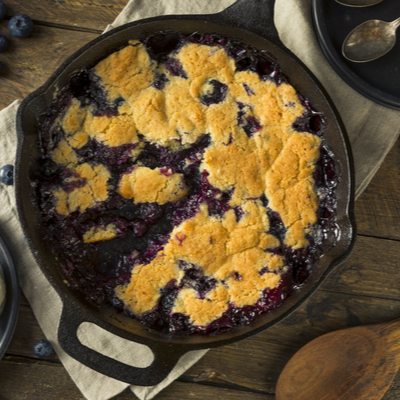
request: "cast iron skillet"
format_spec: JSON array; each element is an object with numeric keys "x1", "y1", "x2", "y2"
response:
[{"x1": 15, "y1": 0, "x2": 356, "y2": 386}]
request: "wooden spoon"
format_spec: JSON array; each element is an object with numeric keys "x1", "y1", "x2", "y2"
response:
[{"x1": 276, "y1": 319, "x2": 400, "y2": 400}]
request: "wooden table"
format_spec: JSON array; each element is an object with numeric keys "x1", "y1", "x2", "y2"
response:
[{"x1": 1, "y1": 1, "x2": 400, "y2": 399}]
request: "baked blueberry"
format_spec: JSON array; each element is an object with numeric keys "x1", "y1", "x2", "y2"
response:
[
  {"x1": 8, "y1": 15, "x2": 34, "y2": 38},
  {"x1": 141, "y1": 203, "x2": 163, "y2": 224},
  {"x1": 33, "y1": 339, "x2": 53, "y2": 359},
  {"x1": 242, "y1": 116, "x2": 263, "y2": 137},
  {"x1": 201, "y1": 80, "x2": 228, "y2": 106},
  {"x1": 0, "y1": 164, "x2": 13, "y2": 185},
  {"x1": 131, "y1": 219, "x2": 148, "y2": 237},
  {"x1": 0, "y1": 34, "x2": 7, "y2": 53},
  {"x1": 0, "y1": 1, "x2": 6, "y2": 20},
  {"x1": 165, "y1": 57, "x2": 187, "y2": 79}
]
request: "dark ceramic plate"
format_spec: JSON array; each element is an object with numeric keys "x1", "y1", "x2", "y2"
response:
[
  {"x1": 0, "y1": 233, "x2": 20, "y2": 360},
  {"x1": 312, "y1": 0, "x2": 400, "y2": 110}
]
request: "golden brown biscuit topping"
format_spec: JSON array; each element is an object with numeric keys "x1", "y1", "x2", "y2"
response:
[
  {"x1": 117, "y1": 167, "x2": 188, "y2": 205},
  {"x1": 54, "y1": 163, "x2": 110, "y2": 216}
]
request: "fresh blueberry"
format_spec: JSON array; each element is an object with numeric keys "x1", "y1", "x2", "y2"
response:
[
  {"x1": 8, "y1": 15, "x2": 34, "y2": 38},
  {"x1": 0, "y1": 34, "x2": 8, "y2": 53},
  {"x1": 0, "y1": 164, "x2": 14, "y2": 185},
  {"x1": 33, "y1": 339, "x2": 53, "y2": 359},
  {"x1": 0, "y1": 1, "x2": 6, "y2": 20}
]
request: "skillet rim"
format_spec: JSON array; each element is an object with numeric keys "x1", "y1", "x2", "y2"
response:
[{"x1": 14, "y1": 12, "x2": 357, "y2": 383}]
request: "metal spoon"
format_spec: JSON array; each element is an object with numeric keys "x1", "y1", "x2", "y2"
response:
[
  {"x1": 335, "y1": 0, "x2": 384, "y2": 6},
  {"x1": 342, "y1": 17, "x2": 400, "y2": 62}
]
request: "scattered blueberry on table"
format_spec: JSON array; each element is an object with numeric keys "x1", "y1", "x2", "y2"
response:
[
  {"x1": 8, "y1": 14, "x2": 33, "y2": 38},
  {"x1": 0, "y1": 1, "x2": 6, "y2": 20},
  {"x1": 33, "y1": 339, "x2": 53, "y2": 359},
  {"x1": 0, "y1": 164, "x2": 13, "y2": 185},
  {"x1": 0, "y1": 4, "x2": 34, "y2": 74},
  {"x1": 0, "y1": 34, "x2": 8, "y2": 52}
]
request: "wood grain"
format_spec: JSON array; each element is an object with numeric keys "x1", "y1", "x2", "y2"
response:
[
  {"x1": 0, "y1": 23, "x2": 97, "y2": 110},
  {"x1": 1, "y1": 0, "x2": 128, "y2": 32},
  {"x1": 7, "y1": 231, "x2": 400, "y2": 397},
  {"x1": 0, "y1": 1, "x2": 399, "y2": 398},
  {"x1": 0, "y1": 357, "x2": 274, "y2": 400},
  {"x1": 321, "y1": 235, "x2": 400, "y2": 300},
  {"x1": 356, "y1": 138, "x2": 400, "y2": 241}
]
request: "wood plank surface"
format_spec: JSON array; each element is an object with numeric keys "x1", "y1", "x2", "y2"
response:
[
  {"x1": 0, "y1": 23, "x2": 97, "y2": 110},
  {"x1": 0, "y1": 357, "x2": 275, "y2": 400},
  {"x1": 0, "y1": 0, "x2": 127, "y2": 32},
  {"x1": 1, "y1": 0, "x2": 400, "y2": 399},
  {"x1": 355, "y1": 137, "x2": 400, "y2": 241}
]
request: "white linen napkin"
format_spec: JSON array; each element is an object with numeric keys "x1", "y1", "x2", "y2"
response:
[{"x1": 0, "y1": 1, "x2": 399, "y2": 400}]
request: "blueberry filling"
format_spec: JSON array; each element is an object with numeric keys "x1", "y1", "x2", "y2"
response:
[
  {"x1": 292, "y1": 95, "x2": 326, "y2": 136},
  {"x1": 143, "y1": 32, "x2": 181, "y2": 63},
  {"x1": 32, "y1": 31, "x2": 340, "y2": 336},
  {"x1": 152, "y1": 73, "x2": 169, "y2": 90},
  {"x1": 165, "y1": 57, "x2": 187, "y2": 79},
  {"x1": 68, "y1": 70, "x2": 120, "y2": 117}
]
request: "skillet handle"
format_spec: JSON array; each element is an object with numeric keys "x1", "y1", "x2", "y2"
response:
[
  {"x1": 57, "y1": 305, "x2": 187, "y2": 386},
  {"x1": 209, "y1": 0, "x2": 282, "y2": 47}
]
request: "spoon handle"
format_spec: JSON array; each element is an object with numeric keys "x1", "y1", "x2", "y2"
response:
[{"x1": 391, "y1": 17, "x2": 400, "y2": 30}]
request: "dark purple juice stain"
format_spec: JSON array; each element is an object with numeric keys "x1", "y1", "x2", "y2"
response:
[
  {"x1": 33, "y1": 31, "x2": 340, "y2": 335},
  {"x1": 201, "y1": 80, "x2": 228, "y2": 106}
]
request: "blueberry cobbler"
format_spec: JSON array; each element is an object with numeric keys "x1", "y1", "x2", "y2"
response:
[{"x1": 33, "y1": 33, "x2": 339, "y2": 335}]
